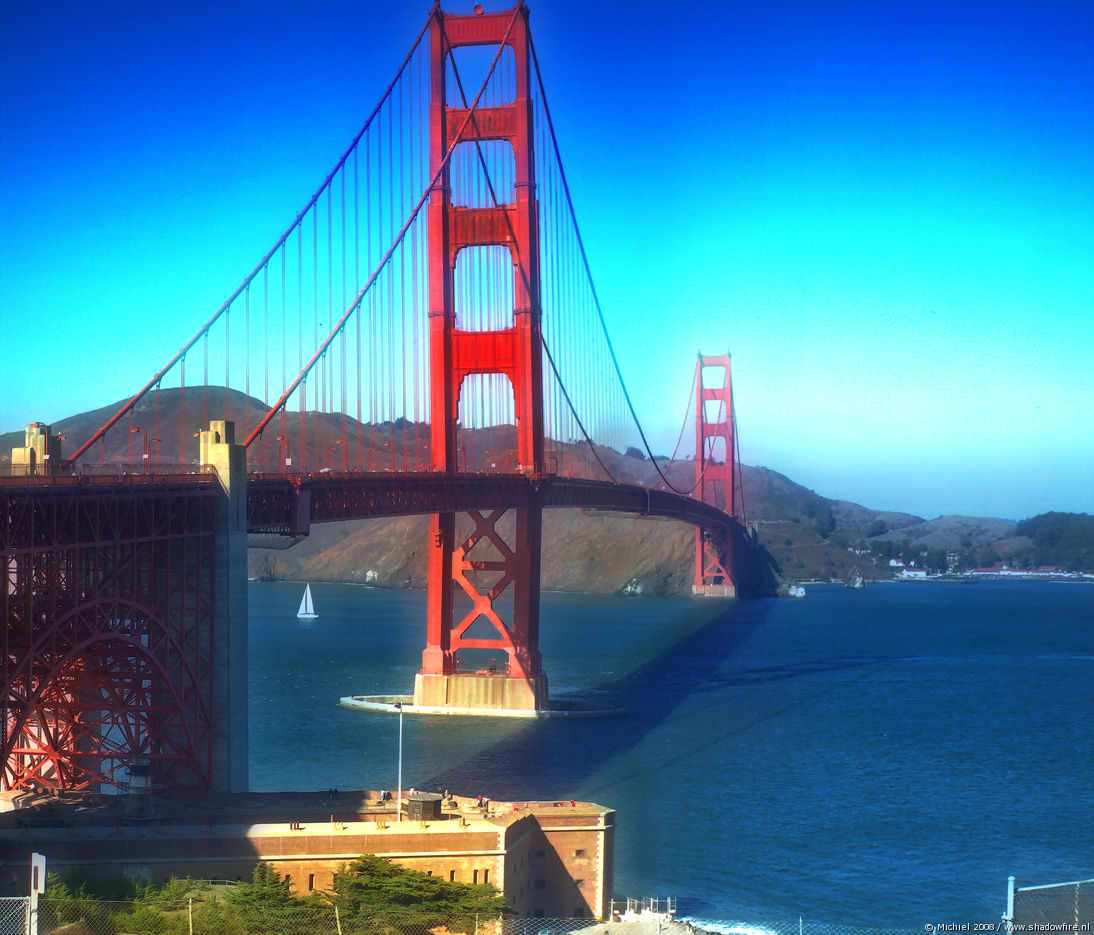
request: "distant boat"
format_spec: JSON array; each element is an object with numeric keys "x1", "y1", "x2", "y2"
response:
[
  {"x1": 788, "y1": 584, "x2": 807, "y2": 599},
  {"x1": 297, "y1": 583, "x2": 319, "y2": 619}
]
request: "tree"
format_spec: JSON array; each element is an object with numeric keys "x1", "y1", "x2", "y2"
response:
[
  {"x1": 804, "y1": 497, "x2": 836, "y2": 539},
  {"x1": 223, "y1": 863, "x2": 328, "y2": 934},
  {"x1": 1015, "y1": 512, "x2": 1094, "y2": 571},
  {"x1": 923, "y1": 548, "x2": 948, "y2": 573},
  {"x1": 624, "y1": 446, "x2": 646, "y2": 460},
  {"x1": 333, "y1": 855, "x2": 510, "y2": 932}
]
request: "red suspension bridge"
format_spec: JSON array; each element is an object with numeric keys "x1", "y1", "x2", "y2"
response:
[{"x1": 2, "y1": 3, "x2": 769, "y2": 796}]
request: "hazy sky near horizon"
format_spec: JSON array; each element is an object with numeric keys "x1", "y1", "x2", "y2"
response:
[{"x1": 2, "y1": 0, "x2": 1092, "y2": 521}]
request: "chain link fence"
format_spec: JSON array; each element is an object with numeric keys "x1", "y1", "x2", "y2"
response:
[
  {"x1": 1009, "y1": 877, "x2": 1094, "y2": 930},
  {"x1": 5, "y1": 878, "x2": 1088, "y2": 935},
  {"x1": 0, "y1": 898, "x2": 30, "y2": 935},
  {"x1": 13, "y1": 907, "x2": 935, "y2": 935}
]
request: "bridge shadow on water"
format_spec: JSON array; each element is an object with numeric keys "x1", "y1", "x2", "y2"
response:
[{"x1": 425, "y1": 597, "x2": 886, "y2": 801}]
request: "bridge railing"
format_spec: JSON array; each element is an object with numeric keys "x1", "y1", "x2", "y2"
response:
[{"x1": 0, "y1": 463, "x2": 216, "y2": 485}]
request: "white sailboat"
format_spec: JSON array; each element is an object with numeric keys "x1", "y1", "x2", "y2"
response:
[{"x1": 297, "y1": 583, "x2": 319, "y2": 619}]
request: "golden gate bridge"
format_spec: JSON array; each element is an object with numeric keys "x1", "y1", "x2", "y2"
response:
[{"x1": 2, "y1": 3, "x2": 769, "y2": 796}]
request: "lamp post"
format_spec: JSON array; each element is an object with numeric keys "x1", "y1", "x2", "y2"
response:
[
  {"x1": 130, "y1": 427, "x2": 150, "y2": 473},
  {"x1": 394, "y1": 702, "x2": 403, "y2": 822},
  {"x1": 276, "y1": 435, "x2": 291, "y2": 473},
  {"x1": 150, "y1": 438, "x2": 160, "y2": 471}
]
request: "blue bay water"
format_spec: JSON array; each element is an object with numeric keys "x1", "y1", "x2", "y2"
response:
[{"x1": 247, "y1": 579, "x2": 1094, "y2": 928}]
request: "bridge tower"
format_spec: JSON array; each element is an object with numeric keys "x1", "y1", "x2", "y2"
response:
[
  {"x1": 415, "y1": 3, "x2": 548, "y2": 712},
  {"x1": 2, "y1": 424, "x2": 248, "y2": 794},
  {"x1": 694, "y1": 353, "x2": 737, "y2": 597}
]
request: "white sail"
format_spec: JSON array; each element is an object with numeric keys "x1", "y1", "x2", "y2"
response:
[{"x1": 297, "y1": 583, "x2": 318, "y2": 618}]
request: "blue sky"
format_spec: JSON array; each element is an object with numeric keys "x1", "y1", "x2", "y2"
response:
[{"x1": 2, "y1": 0, "x2": 1091, "y2": 520}]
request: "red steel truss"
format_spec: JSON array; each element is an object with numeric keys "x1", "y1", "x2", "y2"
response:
[
  {"x1": 695, "y1": 354, "x2": 737, "y2": 591},
  {"x1": 423, "y1": 4, "x2": 545, "y2": 680},
  {"x1": 2, "y1": 478, "x2": 220, "y2": 792}
]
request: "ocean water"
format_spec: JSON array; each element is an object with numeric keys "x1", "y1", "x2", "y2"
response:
[{"x1": 247, "y1": 579, "x2": 1094, "y2": 928}]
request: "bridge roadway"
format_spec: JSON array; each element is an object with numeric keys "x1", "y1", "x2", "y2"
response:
[
  {"x1": 1, "y1": 469, "x2": 738, "y2": 538},
  {"x1": 246, "y1": 471, "x2": 737, "y2": 537}
]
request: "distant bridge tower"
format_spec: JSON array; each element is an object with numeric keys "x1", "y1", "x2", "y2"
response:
[
  {"x1": 694, "y1": 353, "x2": 737, "y2": 597},
  {"x1": 415, "y1": 2, "x2": 548, "y2": 712}
]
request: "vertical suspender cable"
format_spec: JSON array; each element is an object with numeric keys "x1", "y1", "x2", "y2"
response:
[
  {"x1": 202, "y1": 332, "x2": 209, "y2": 430},
  {"x1": 180, "y1": 356, "x2": 187, "y2": 467},
  {"x1": 224, "y1": 309, "x2": 230, "y2": 423},
  {"x1": 399, "y1": 69, "x2": 408, "y2": 470},
  {"x1": 354, "y1": 146, "x2": 363, "y2": 468},
  {"x1": 244, "y1": 286, "x2": 251, "y2": 441},
  {"x1": 299, "y1": 225, "x2": 307, "y2": 470},
  {"x1": 326, "y1": 185, "x2": 333, "y2": 463}
]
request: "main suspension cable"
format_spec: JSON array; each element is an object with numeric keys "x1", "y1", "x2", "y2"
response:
[
  {"x1": 244, "y1": 6, "x2": 523, "y2": 448},
  {"x1": 530, "y1": 36, "x2": 707, "y2": 496}
]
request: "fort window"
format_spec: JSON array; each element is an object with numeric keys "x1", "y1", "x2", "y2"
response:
[
  {"x1": 483, "y1": 869, "x2": 489, "y2": 884},
  {"x1": 574, "y1": 848, "x2": 587, "y2": 858},
  {"x1": 308, "y1": 874, "x2": 315, "y2": 891},
  {"x1": 450, "y1": 870, "x2": 456, "y2": 882},
  {"x1": 473, "y1": 870, "x2": 479, "y2": 884},
  {"x1": 575, "y1": 878, "x2": 585, "y2": 889}
]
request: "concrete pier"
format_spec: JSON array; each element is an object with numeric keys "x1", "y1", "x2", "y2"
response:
[
  {"x1": 9, "y1": 422, "x2": 63, "y2": 475},
  {"x1": 340, "y1": 692, "x2": 623, "y2": 719},
  {"x1": 199, "y1": 420, "x2": 249, "y2": 792},
  {"x1": 413, "y1": 671, "x2": 548, "y2": 712}
]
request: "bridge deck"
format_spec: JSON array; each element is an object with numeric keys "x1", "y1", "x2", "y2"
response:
[{"x1": 245, "y1": 471, "x2": 738, "y2": 536}]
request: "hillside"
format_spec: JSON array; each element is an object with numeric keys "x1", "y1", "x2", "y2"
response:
[{"x1": 7, "y1": 389, "x2": 1080, "y2": 591}]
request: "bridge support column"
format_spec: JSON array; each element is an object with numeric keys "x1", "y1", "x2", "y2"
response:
[
  {"x1": 198, "y1": 420, "x2": 249, "y2": 791},
  {"x1": 10, "y1": 422, "x2": 63, "y2": 475},
  {"x1": 415, "y1": 506, "x2": 547, "y2": 712},
  {"x1": 415, "y1": 4, "x2": 549, "y2": 714},
  {"x1": 694, "y1": 354, "x2": 737, "y2": 598}
]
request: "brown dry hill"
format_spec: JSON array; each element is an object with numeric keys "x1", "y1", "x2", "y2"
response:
[{"x1": 5, "y1": 388, "x2": 1034, "y2": 592}]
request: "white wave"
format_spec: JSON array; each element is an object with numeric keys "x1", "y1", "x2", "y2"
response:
[{"x1": 683, "y1": 920, "x2": 780, "y2": 935}]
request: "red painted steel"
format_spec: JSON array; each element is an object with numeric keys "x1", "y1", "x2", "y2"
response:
[
  {"x1": 695, "y1": 354, "x2": 736, "y2": 590},
  {"x1": 2, "y1": 480, "x2": 220, "y2": 792},
  {"x1": 423, "y1": 3, "x2": 544, "y2": 681},
  {"x1": 247, "y1": 473, "x2": 742, "y2": 532}
]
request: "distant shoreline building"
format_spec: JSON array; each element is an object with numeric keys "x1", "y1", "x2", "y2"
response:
[{"x1": 969, "y1": 565, "x2": 1083, "y2": 579}]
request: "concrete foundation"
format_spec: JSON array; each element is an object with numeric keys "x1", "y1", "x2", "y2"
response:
[
  {"x1": 692, "y1": 583, "x2": 736, "y2": 598},
  {"x1": 10, "y1": 422, "x2": 62, "y2": 475},
  {"x1": 198, "y1": 420, "x2": 249, "y2": 793},
  {"x1": 413, "y1": 672, "x2": 548, "y2": 712}
]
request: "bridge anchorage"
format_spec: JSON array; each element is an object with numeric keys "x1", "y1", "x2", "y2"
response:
[{"x1": 4, "y1": 2, "x2": 772, "y2": 794}]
